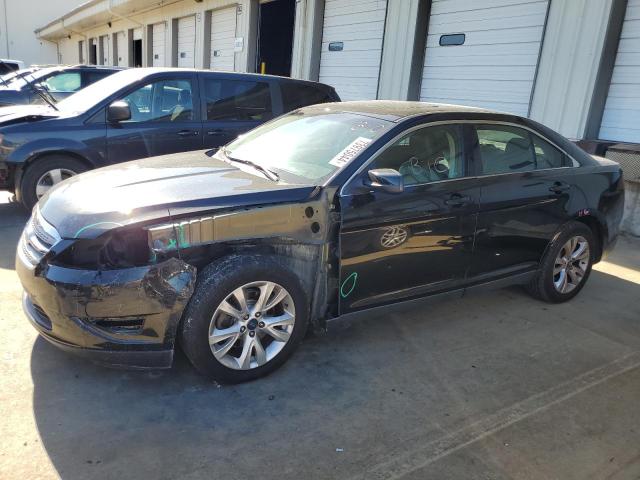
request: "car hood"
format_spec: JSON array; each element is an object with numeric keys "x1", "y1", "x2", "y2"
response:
[
  {"x1": 39, "y1": 150, "x2": 318, "y2": 239},
  {"x1": 0, "y1": 103, "x2": 59, "y2": 124}
]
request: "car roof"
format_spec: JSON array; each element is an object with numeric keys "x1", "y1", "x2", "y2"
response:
[
  {"x1": 127, "y1": 67, "x2": 335, "y2": 89},
  {"x1": 301, "y1": 100, "x2": 501, "y2": 122}
]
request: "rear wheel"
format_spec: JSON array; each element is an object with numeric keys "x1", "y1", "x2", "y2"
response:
[
  {"x1": 528, "y1": 222, "x2": 595, "y2": 303},
  {"x1": 180, "y1": 255, "x2": 309, "y2": 383},
  {"x1": 20, "y1": 156, "x2": 87, "y2": 210}
]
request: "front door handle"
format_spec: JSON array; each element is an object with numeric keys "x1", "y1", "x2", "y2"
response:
[
  {"x1": 177, "y1": 130, "x2": 198, "y2": 137},
  {"x1": 549, "y1": 181, "x2": 570, "y2": 194},
  {"x1": 445, "y1": 194, "x2": 471, "y2": 207}
]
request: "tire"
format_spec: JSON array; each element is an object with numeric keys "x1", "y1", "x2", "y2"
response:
[
  {"x1": 527, "y1": 221, "x2": 596, "y2": 303},
  {"x1": 179, "y1": 255, "x2": 309, "y2": 384},
  {"x1": 19, "y1": 155, "x2": 88, "y2": 210}
]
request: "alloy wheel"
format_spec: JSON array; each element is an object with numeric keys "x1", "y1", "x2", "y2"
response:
[
  {"x1": 208, "y1": 281, "x2": 296, "y2": 370},
  {"x1": 553, "y1": 235, "x2": 590, "y2": 294},
  {"x1": 35, "y1": 168, "x2": 77, "y2": 199}
]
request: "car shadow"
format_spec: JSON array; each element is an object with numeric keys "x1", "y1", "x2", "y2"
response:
[
  {"x1": 29, "y1": 267, "x2": 640, "y2": 479},
  {"x1": 0, "y1": 195, "x2": 28, "y2": 270}
]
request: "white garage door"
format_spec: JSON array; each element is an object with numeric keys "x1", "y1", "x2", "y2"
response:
[
  {"x1": 177, "y1": 15, "x2": 196, "y2": 68},
  {"x1": 318, "y1": 0, "x2": 387, "y2": 101},
  {"x1": 599, "y1": 0, "x2": 640, "y2": 143},
  {"x1": 115, "y1": 31, "x2": 127, "y2": 66},
  {"x1": 99, "y1": 35, "x2": 110, "y2": 65},
  {"x1": 210, "y1": 6, "x2": 237, "y2": 71},
  {"x1": 420, "y1": 0, "x2": 549, "y2": 117},
  {"x1": 152, "y1": 22, "x2": 166, "y2": 67}
]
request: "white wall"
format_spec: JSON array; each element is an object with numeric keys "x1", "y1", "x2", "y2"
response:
[{"x1": 0, "y1": 0, "x2": 82, "y2": 65}]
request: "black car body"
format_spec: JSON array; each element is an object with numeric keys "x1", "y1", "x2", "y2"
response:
[
  {"x1": 0, "y1": 65, "x2": 120, "y2": 107},
  {"x1": 0, "y1": 68, "x2": 339, "y2": 208},
  {"x1": 16, "y1": 101, "x2": 624, "y2": 382}
]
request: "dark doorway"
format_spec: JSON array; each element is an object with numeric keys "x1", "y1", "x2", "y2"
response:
[
  {"x1": 133, "y1": 39, "x2": 143, "y2": 67},
  {"x1": 257, "y1": 0, "x2": 295, "y2": 77},
  {"x1": 89, "y1": 42, "x2": 97, "y2": 65}
]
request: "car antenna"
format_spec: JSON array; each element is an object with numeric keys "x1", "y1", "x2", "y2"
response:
[{"x1": 23, "y1": 71, "x2": 59, "y2": 111}]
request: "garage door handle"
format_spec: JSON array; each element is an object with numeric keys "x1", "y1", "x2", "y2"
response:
[
  {"x1": 549, "y1": 182, "x2": 570, "y2": 194},
  {"x1": 177, "y1": 130, "x2": 198, "y2": 137},
  {"x1": 445, "y1": 194, "x2": 471, "y2": 207}
]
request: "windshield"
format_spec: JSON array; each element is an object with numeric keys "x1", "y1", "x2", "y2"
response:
[
  {"x1": 222, "y1": 110, "x2": 391, "y2": 183},
  {"x1": 4, "y1": 68, "x2": 55, "y2": 89},
  {"x1": 56, "y1": 69, "x2": 147, "y2": 115},
  {"x1": 0, "y1": 68, "x2": 36, "y2": 85}
]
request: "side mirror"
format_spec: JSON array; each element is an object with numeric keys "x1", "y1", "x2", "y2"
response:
[
  {"x1": 366, "y1": 168, "x2": 404, "y2": 194},
  {"x1": 107, "y1": 100, "x2": 131, "y2": 123}
]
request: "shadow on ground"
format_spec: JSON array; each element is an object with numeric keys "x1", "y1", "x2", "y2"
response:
[{"x1": 29, "y1": 266, "x2": 640, "y2": 480}]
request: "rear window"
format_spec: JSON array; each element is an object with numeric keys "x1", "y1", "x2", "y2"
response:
[
  {"x1": 281, "y1": 83, "x2": 335, "y2": 112},
  {"x1": 204, "y1": 78, "x2": 272, "y2": 121}
]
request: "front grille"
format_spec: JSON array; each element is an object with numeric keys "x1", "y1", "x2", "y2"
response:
[{"x1": 18, "y1": 208, "x2": 60, "y2": 268}]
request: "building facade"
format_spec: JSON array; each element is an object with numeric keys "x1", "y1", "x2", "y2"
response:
[
  {"x1": 0, "y1": 0, "x2": 80, "y2": 65},
  {"x1": 33, "y1": 0, "x2": 640, "y2": 232}
]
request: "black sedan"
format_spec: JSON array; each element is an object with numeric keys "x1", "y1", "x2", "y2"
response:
[
  {"x1": 0, "y1": 68, "x2": 338, "y2": 209},
  {"x1": 16, "y1": 101, "x2": 624, "y2": 383}
]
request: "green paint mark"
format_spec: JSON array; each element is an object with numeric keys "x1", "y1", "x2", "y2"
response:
[
  {"x1": 177, "y1": 224, "x2": 190, "y2": 248},
  {"x1": 167, "y1": 238, "x2": 177, "y2": 250},
  {"x1": 340, "y1": 272, "x2": 358, "y2": 298},
  {"x1": 74, "y1": 221, "x2": 124, "y2": 238}
]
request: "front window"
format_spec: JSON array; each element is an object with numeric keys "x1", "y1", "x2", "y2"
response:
[
  {"x1": 371, "y1": 124, "x2": 465, "y2": 185},
  {"x1": 120, "y1": 79, "x2": 194, "y2": 123},
  {"x1": 221, "y1": 110, "x2": 391, "y2": 183}
]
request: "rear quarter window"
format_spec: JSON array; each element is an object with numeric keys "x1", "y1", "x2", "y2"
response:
[{"x1": 281, "y1": 83, "x2": 335, "y2": 112}]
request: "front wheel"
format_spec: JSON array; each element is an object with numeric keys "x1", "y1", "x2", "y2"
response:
[
  {"x1": 528, "y1": 222, "x2": 595, "y2": 303},
  {"x1": 19, "y1": 155, "x2": 88, "y2": 209},
  {"x1": 180, "y1": 256, "x2": 309, "y2": 383}
]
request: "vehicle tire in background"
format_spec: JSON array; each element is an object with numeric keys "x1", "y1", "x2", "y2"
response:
[
  {"x1": 180, "y1": 255, "x2": 309, "y2": 384},
  {"x1": 19, "y1": 155, "x2": 88, "y2": 210},
  {"x1": 527, "y1": 221, "x2": 596, "y2": 303}
]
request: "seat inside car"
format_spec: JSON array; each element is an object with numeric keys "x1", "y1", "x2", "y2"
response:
[{"x1": 170, "y1": 89, "x2": 193, "y2": 121}]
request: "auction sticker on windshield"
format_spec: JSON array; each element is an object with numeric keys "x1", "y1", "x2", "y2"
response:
[{"x1": 329, "y1": 137, "x2": 372, "y2": 168}]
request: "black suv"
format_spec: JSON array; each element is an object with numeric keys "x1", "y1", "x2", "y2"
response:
[
  {"x1": 0, "y1": 68, "x2": 339, "y2": 208},
  {"x1": 0, "y1": 65, "x2": 121, "y2": 107}
]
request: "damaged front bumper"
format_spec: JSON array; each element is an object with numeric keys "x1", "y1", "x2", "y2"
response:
[{"x1": 17, "y1": 255, "x2": 196, "y2": 369}]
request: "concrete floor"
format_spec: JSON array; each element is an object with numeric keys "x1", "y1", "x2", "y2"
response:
[{"x1": 1, "y1": 191, "x2": 639, "y2": 480}]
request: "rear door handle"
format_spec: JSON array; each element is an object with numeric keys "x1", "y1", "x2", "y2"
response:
[
  {"x1": 177, "y1": 130, "x2": 198, "y2": 137},
  {"x1": 445, "y1": 194, "x2": 471, "y2": 207},
  {"x1": 207, "y1": 129, "x2": 225, "y2": 136},
  {"x1": 549, "y1": 182, "x2": 570, "y2": 194}
]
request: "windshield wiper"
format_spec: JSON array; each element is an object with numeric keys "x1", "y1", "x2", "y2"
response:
[
  {"x1": 220, "y1": 148, "x2": 279, "y2": 182},
  {"x1": 23, "y1": 72, "x2": 58, "y2": 111}
]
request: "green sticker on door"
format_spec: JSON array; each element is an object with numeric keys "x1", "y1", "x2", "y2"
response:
[{"x1": 340, "y1": 272, "x2": 358, "y2": 298}]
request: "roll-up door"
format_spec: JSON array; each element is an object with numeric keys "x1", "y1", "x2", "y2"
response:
[
  {"x1": 420, "y1": 0, "x2": 549, "y2": 116},
  {"x1": 99, "y1": 34, "x2": 110, "y2": 65},
  {"x1": 177, "y1": 15, "x2": 196, "y2": 68},
  {"x1": 115, "y1": 31, "x2": 127, "y2": 66},
  {"x1": 599, "y1": 0, "x2": 640, "y2": 143},
  {"x1": 152, "y1": 22, "x2": 166, "y2": 67},
  {"x1": 318, "y1": 0, "x2": 388, "y2": 101},
  {"x1": 210, "y1": 6, "x2": 237, "y2": 71}
]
